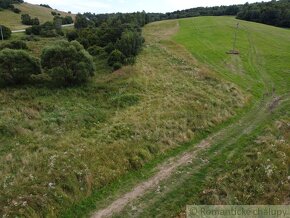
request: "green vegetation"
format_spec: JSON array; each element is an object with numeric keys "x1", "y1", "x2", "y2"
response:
[
  {"x1": 0, "y1": 40, "x2": 28, "y2": 50},
  {"x1": 237, "y1": 0, "x2": 290, "y2": 28},
  {"x1": 144, "y1": 0, "x2": 290, "y2": 28},
  {"x1": 0, "y1": 48, "x2": 41, "y2": 86},
  {"x1": 0, "y1": 1, "x2": 289, "y2": 216},
  {"x1": 0, "y1": 2, "x2": 74, "y2": 30},
  {"x1": 41, "y1": 40, "x2": 95, "y2": 86},
  {"x1": 0, "y1": 25, "x2": 11, "y2": 39},
  {"x1": 71, "y1": 13, "x2": 145, "y2": 70},
  {"x1": 26, "y1": 21, "x2": 64, "y2": 37},
  {"x1": 0, "y1": 16, "x2": 248, "y2": 216},
  {"x1": 0, "y1": 0, "x2": 23, "y2": 10},
  {"x1": 21, "y1": 13, "x2": 40, "y2": 25},
  {"x1": 112, "y1": 17, "x2": 290, "y2": 217}
]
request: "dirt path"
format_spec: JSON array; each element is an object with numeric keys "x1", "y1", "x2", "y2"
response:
[{"x1": 91, "y1": 139, "x2": 211, "y2": 218}]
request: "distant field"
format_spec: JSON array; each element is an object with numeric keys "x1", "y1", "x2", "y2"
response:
[
  {"x1": 173, "y1": 16, "x2": 290, "y2": 96},
  {"x1": 0, "y1": 3, "x2": 75, "y2": 30}
]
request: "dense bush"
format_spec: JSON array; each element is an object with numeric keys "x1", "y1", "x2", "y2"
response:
[
  {"x1": 25, "y1": 25, "x2": 41, "y2": 35},
  {"x1": 0, "y1": 49, "x2": 41, "y2": 85},
  {"x1": 41, "y1": 40, "x2": 95, "y2": 85},
  {"x1": 12, "y1": 8, "x2": 21, "y2": 13},
  {"x1": 116, "y1": 30, "x2": 143, "y2": 58},
  {"x1": 0, "y1": 40, "x2": 28, "y2": 50},
  {"x1": 26, "y1": 22, "x2": 62, "y2": 37},
  {"x1": 62, "y1": 16, "x2": 74, "y2": 24},
  {"x1": 39, "y1": 4, "x2": 51, "y2": 9},
  {"x1": 108, "y1": 49, "x2": 125, "y2": 67},
  {"x1": 87, "y1": 45, "x2": 106, "y2": 57},
  {"x1": 66, "y1": 30, "x2": 79, "y2": 41},
  {"x1": 74, "y1": 14, "x2": 90, "y2": 29},
  {"x1": 21, "y1": 14, "x2": 40, "y2": 25},
  {"x1": 0, "y1": 25, "x2": 11, "y2": 40}
]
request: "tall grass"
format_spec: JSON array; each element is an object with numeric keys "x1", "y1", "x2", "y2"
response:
[{"x1": 0, "y1": 20, "x2": 247, "y2": 216}]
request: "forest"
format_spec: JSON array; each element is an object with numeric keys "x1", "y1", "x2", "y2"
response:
[{"x1": 144, "y1": 0, "x2": 290, "y2": 28}]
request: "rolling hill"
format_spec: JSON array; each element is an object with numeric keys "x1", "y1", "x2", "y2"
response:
[{"x1": 0, "y1": 2, "x2": 75, "y2": 30}]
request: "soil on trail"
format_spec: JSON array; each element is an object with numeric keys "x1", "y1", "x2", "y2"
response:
[{"x1": 91, "y1": 139, "x2": 211, "y2": 218}]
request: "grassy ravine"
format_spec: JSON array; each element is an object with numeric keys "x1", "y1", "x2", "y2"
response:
[
  {"x1": 0, "y1": 3, "x2": 74, "y2": 30},
  {"x1": 113, "y1": 17, "x2": 290, "y2": 217},
  {"x1": 0, "y1": 20, "x2": 247, "y2": 217}
]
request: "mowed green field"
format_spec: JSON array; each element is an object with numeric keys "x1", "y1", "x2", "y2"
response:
[{"x1": 173, "y1": 16, "x2": 290, "y2": 96}]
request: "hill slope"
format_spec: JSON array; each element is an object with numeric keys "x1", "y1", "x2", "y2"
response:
[
  {"x1": 0, "y1": 2, "x2": 74, "y2": 30},
  {"x1": 75, "y1": 17, "x2": 289, "y2": 217}
]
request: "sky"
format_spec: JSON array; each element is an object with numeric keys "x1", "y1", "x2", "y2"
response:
[{"x1": 26, "y1": 0, "x2": 268, "y2": 14}]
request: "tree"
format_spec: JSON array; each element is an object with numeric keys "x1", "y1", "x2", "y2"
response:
[
  {"x1": 74, "y1": 14, "x2": 89, "y2": 29},
  {"x1": 63, "y1": 16, "x2": 73, "y2": 24},
  {"x1": 21, "y1": 14, "x2": 32, "y2": 25},
  {"x1": 66, "y1": 30, "x2": 79, "y2": 41},
  {"x1": 108, "y1": 49, "x2": 125, "y2": 67},
  {"x1": 116, "y1": 30, "x2": 143, "y2": 58},
  {"x1": 41, "y1": 40, "x2": 95, "y2": 85},
  {"x1": 0, "y1": 49, "x2": 41, "y2": 86},
  {"x1": 0, "y1": 25, "x2": 11, "y2": 40},
  {"x1": 21, "y1": 14, "x2": 39, "y2": 25}
]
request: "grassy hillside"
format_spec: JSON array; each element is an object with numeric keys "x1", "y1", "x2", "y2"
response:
[
  {"x1": 1, "y1": 16, "x2": 289, "y2": 217},
  {"x1": 0, "y1": 3, "x2": 74, "y2": 30},
  {"x1": 112, "y1": 17, "x2": 290, "y2": 217},
  {"x1": 0, "y1": 20, "x2": 248, "y2": 217}
]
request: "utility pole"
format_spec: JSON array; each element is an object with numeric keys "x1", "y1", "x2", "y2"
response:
[
  {"x1": 0, "y1": 25, "x2": 4, "y2": 41},
  {"x1": 232, "y1": 22, "x2": 239, "y2": 52},
  {"x1": 227, "y1": 22, "x2": 240, "y2": 55}
]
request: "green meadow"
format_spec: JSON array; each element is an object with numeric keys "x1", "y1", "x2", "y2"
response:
[
  {"x1": 0, "y1": 16, "x2": 289, "y2": 217},
  {"x1": 110, "y1": 17, "x2": 290, "y2": 217}
]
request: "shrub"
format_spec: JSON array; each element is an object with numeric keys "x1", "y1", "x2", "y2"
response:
[
  {"x1": 0, "y1": 40, "x2": 28, "y2": 50},
  {"x1": 66, "y1": 30, "x2": 79, "y2": 41},
  {"x1": 116, "y1": 30, "x2": 143, "y2": 57},
  {"x1": 12, "y1": 8, "x2": 21, "y2": 13},
  {"x1": 21, "y1": 34, "x2": 39, "y2": 41},
  {"x1": 21, "y1": 14, "x2": 39, "y2": 25},
  {"x1": 41, "y1": 40, "x2": 95, "y2": 86},
  {"x1": 87, "y1": 45, "x2": 106, "y2": 57},
  {"x1": 40, "y1": 4, "x2": 51, "y2": 9},
  {"x1": 25, "y1": 25, "x2": 41, "y2": 35},
  {"x1": 51, "y1": 11, "x2": 57, "y2": 16},
  {"x1": 108, "y1": 49, "x2": 125, "y2": 67},
  {"x1": 0, "y1": 49, "x2": 41, "y2": 86},
  {"x1": 113, "y1": 62, "x2": 122, "y2": 70},
  {"x1": 40, "y1": 22, "x2": 57, "y2": 37},
  {"x1": 74, "y1": 14, "x2": 89, "y2": 29},
  {"x1": 21, "y1": 14, "x2": 31, "y2": 25},
  {"x1": 0, "y1": 25, "x2": 11, "y2": 40},
  {"x1": 62, "y1": 16, "x2": 73, "y2": 24}
]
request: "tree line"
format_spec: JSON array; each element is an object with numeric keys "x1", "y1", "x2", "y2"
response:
[{"x1": 145, "y1": 0, "x2": 290, "y2": 28}]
